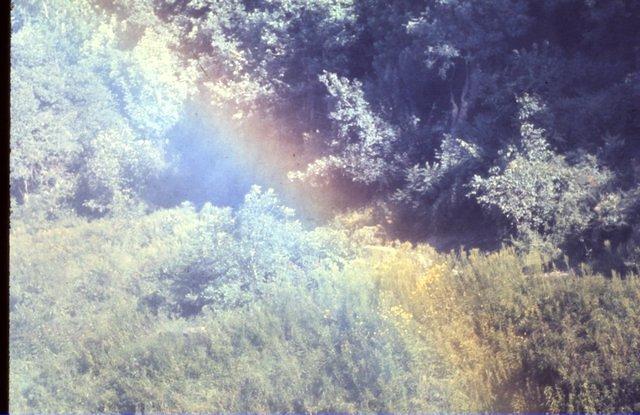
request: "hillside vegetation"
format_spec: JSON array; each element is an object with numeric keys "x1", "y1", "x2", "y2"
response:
[
  {"x1": 10, "y1": 0, "x2": 640, "y2": 413},
  {"x1": 11, "y1": 196, "x2": 640, "y2": 413}
]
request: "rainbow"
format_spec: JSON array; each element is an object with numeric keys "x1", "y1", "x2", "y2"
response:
[{"x1": 176, "y1": 79, "x2": 363, "y2": 224}]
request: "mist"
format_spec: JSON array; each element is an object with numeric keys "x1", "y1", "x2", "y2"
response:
[{"x1": 144, "y1": 106, "x2": 258, "y2": 210}]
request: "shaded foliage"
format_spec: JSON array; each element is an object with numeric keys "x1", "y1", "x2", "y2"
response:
[{"x1": 142, "y1": 0, "x2": 640, "y2": 264}]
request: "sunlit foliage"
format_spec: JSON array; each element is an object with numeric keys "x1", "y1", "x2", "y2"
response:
[
  {"x1": 11, "y1": 196, "x2": 640, "y2": 413},
  {"x1": 11, "y1": 190, "x2": 453, "y2": 413},
  {"x1": 10, "y1": 0, "x2": 195, "y2": 220}
]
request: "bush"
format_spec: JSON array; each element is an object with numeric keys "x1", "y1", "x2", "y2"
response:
[
  {"x1": 469, "y1": 95, "x2": 612, "y2": 259},
  {"x1": 10, "y1": 190, "x2": 454, "y2": 413},
  {"x1": 11, "y1": 189, "x2": 640, "y2": 413},
  {"x1": 380, "y1": 245, "x2": 640, "y2": 413}
]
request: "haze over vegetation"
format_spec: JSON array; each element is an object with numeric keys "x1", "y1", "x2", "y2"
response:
[{"x1": 10, "y1": 0, "x2": 640, "y2": 413}]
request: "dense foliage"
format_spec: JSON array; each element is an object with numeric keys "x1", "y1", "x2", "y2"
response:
[
  {"x1": 11, "y1": 199, "x2": 640, "y2": 413},
  {"x1": 138, "y1": 0, "x2": 640, "y2": 268},
  {"x1": 10, "y1": 188, "x2": 461, "y2": 413},
  {"x1": 10, "y1": 0, "x2": 640, "y2": 413},
  {"x1": 12, "y1": 0, "x2": 640, "y2": 262}
]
